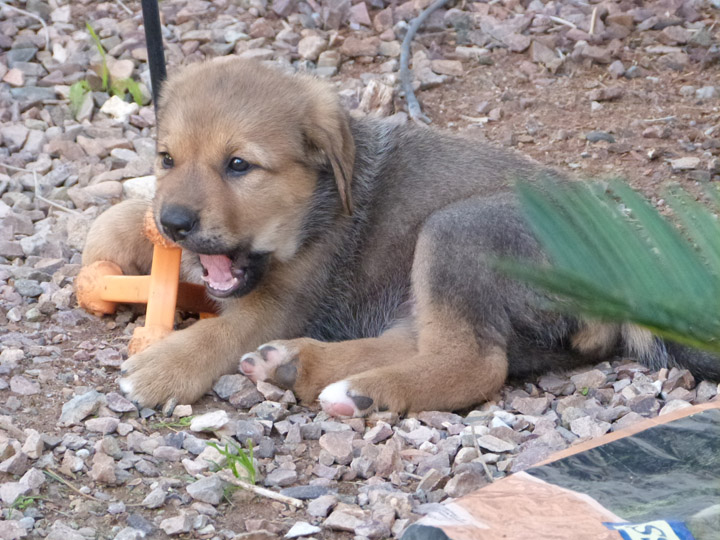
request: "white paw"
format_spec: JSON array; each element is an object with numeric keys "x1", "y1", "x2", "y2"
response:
[
  {"x1": 118, "y1": 376, "x2": 134, "y2": 396},
  {"x1": 319, "y1": 380, "x2": 375, "y2": 417}
]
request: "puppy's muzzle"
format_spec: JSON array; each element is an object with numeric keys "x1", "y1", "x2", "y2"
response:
[{"x1": 160, "y1": 205, "x2": 198, "y2": 242}]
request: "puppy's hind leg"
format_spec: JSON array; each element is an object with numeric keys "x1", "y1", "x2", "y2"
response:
[
  {"x1": 82, "y1": 198, "x2": 154, "y2": 275},
  {"x1": 317, "y1": 195, "x2": 543, "y2": 416}
]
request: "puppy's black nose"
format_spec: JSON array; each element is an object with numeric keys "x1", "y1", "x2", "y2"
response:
[{"x1": 160, "y1": 205, "x2": 198, "y2": 241}]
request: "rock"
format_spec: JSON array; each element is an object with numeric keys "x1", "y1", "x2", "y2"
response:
[
  {"x1": 142, "y1": 487, "x2": 166, "y2": 508},
  {"x1": 537, "y1": 374, "x2": 573, "y2": 395},
  {"x1": 114, "y1": 528, "x2": 144, "y2": 540},
  {"x1": 587, "y1": 87, "x2": 623, "y2": 102},
  {"x1": 473, "y1": 434, "x2": 514, "y2": 453},
  {"x1": 0, "y1": 447, "x2": 29, "y2": 476},
  {"x1": 695, "y1": 381, "x2": 718, "y2": 403},
  {"x1": 85, "y1": 417, "x2": 119, "y2": 434},
  {"x1": 10, "y1": 375, "x2": 40, "y2": 395},
  {"x1": 570, "y1": 369, "x2": 607, "y2": 390},
  {"x1": 100, "y1": 96, "x2": 140, "y2": 122},
  {"x1": 444, "y1": 469, "x2": 485, "y2": 498},
  {"x1": 272, "y1": 0, "x2": 296, "y2": 17},
  {"x1": 530, "y1": 40, "x2": 556, "y2": 66},
  {"x1": 256, "y1": 381, "x2": 285, "y2": 401},
  {"x1": 340, "y1": 36, "x2": 381, "y2": 57},
  {"x1": 582, "y1": 45, "x2": 613, "y2": 64},
  {"x1": 586, "y1": 131, "x2": 615, "y2": 143},
  {"x1": 229, "y1": 385, "x2": 265, "y2": 409},
  {"x1": 349, "y1": 3, "x2": 371, "y2": 26},
  {"x1": 59, "y1": 390, "x2": 106, "y2": 426},
  {"x1": 187, "y1": 474, "x2": 227, "y2": 505},
  {"x1": 107, "y1": 392, "x2": 137, "y2": 413},
  {"x1": 89, "y1": 452, "x2": 116, "y2": 484},
  {"x1": 364, "y1": 421, "x2": 394, "y2": 443},
  {"x1": 280, "y1": 485, "x2": 332, "y2": 500},
  {"x1": 695, "y1": 86, "x2": 717, "y2": 100},
  {"x1": 214, "y1": 375, "x2": 254, "y2": 400},
  {"x1": 430, "y1": 60, "x2": 463, "y2": 76},
  {"x1": 308, "y1": 494, "x2": 338, "y2": 517},
  {"x1": 659, "y1": 399, "x2": 692, "y2": 416},
  {"x1": 569, "y1": 416, "x2": 611, "y2": 438},
  {"x1": 264, "y1": 468, "x2": 298, "y2": 487},
  {"x1": 3, "y1": 68, "x2": 24, "y2": 86},
  {"x1": 285, "y1": 521, "x2": 321, "y2": 538},
  {"x1": 670, "y1": 157, "x2": 700, "y2": 171},
  {"x1": 159, "y1": 513, "x2": 193, "y2": 535},
  {"x1": 2, "y1": 125, "x2": 29, "y2": 153},
  {"x1": 324, "y1": 503, "x2": 367, "y2": 532},
  {"x1": 319, "y1": 430, "x2": 356, "y2": 464},
  {"x1": 46, "y1": 521, "x2": 85, "y2": 540},
  {"x1": 322, "y1": 0, "x2": 351, "y2": 29},
  {"x1": 298, "y1": 35, "x2": 327, "y2": 61},
  {"x1": 108, "y1": 59, "x2": 135, "y2": 81},
  {"x1": 511, "y1": 396, "x2": 549, "y2": 416},
  {"x1": 0, "y1": 521, "x2": 26, "y2": 540},
  {"x1": 190, "y1": 410, "x2": 229, "y2": 432}
]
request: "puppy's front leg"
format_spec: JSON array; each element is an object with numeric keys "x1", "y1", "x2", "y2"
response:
[{"x1": 119, "y1": 299, "x2": 282, "y2": 412}]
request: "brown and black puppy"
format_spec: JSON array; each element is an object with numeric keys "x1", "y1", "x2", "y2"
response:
[{"x1": 83, "y1": 57, "x2": 720, "y2": 417}]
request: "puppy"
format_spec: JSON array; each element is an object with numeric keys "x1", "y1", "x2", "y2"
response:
[{"x1": 82, "y1": 58, "x2": 720, "y2": 416}]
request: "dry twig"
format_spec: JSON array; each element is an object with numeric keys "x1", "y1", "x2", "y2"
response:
[
  {"x1": 0, "y1": 163, "x2": 81, "y2": 216},
  {"x1": 0, "y1": 1, "x2": 50, "y2": 50},
  {"x1": 217, "y1": 470, "x2": 304, "y2": 508},
  {"x1": 589, "y1": 6, "x2": 598, "y2": 35},
  {"x1": 399, "y1": 0, "x2": 451, "y2": 125}
]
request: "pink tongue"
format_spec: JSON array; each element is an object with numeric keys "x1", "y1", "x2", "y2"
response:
[{"x1": 199, "y1": 254, "x2": 234, "y2": 288}]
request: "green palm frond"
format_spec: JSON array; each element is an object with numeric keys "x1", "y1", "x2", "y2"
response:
[{"x1": 498, "y1": 179, "x2": 720, "y2": 354}]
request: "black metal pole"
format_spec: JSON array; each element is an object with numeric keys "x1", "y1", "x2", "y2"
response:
[{"x1": 140, "y1": 0, "x2": 167, "y2": 112}]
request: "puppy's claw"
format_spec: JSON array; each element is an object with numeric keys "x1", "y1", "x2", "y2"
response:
[{"x1": 162, "y1": 398, "x2": 178, "y2": 417}]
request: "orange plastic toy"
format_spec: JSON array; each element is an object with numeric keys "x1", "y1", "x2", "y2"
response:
[{"x1": 76, "y1": 210, "x2": 217, "y2": 354}]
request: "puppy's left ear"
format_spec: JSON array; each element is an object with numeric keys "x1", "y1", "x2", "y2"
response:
[{"x1": 305, "y1": 91, "x2": 356, "y2": 215}]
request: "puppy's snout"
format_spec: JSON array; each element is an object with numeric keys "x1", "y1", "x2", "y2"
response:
[{"x1": 160, "y1": 205, "x2": 199, "y2": 241}]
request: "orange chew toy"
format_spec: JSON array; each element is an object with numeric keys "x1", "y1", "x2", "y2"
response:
[{"x1": 76, "y1": 209, "x2": 217, "y2": 355}]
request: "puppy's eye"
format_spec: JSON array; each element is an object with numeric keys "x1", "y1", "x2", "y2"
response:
[
  {"x1": 227, "y1": 157, "x2": 251, "y2": 175},
  {"x1": 160, "y1": 153, "x2": 174, "y2": 169}
]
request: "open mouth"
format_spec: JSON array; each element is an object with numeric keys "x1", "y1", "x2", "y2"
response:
[{"x1": 197, "y1": 250, "x2": 269, "y2": 298}]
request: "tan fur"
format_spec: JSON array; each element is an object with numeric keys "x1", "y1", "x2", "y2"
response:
[{"x1": 571, "y1": 321, "x2": 620, "y2": 359}]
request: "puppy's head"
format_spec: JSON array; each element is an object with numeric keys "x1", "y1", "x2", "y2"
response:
[{"x1": 153, "y1": 58, "x2": 355, "y2": 299}]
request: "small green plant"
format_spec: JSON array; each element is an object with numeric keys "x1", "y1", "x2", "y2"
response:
[
  {"x1": 69, "y1": 22, "x2": 143, "y2": 118},
  {"x1": 581, "y1": 387, "x2": 589, "y2": 396},
  {"x1": 151, "y1": 416, "x2": 194, "y2": 432},
  {"x1": 9, "y1": 494, "x2": 44, "y2": 518},
  {"x1": 206, "y1": 439, "x2": 256, "y2": 485}
]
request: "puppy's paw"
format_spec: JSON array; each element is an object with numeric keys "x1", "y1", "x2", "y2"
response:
[
  {"x1": 240, "y1": 340, "x2": 299, "y2": 390},
  {"x1": 319, "y1": 380, "x2": 376, "y2": 418},
  {"x1": 119, "y1": 338, "x2": 211, "y2": 414}
]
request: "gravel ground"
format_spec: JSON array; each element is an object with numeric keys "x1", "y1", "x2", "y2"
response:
[{"x1": 1, "y1": 0, "x2": 720, "y2": 538}]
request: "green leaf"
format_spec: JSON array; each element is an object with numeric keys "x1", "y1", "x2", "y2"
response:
[
  {"x1": 69, "y1": 80, "x2": 91, "y2": 117},
  {"x1": 500, "y1": 179, "x2": 720, "y2": 356},
  {"x1": 86, "y1": 22, "x2": 109, "y2": 91}
]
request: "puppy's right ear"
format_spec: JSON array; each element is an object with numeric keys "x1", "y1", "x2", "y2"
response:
[{"x1": 303, "y1": 85, "x2": 356, "y2": 216}]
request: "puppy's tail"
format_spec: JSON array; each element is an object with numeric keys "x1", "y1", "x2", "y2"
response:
[{"x1": 623, "y1": 324, "x2": 720, "y2": 381}]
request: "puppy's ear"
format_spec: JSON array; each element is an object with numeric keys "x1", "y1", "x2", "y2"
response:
[{"x1": 304, "y1": 89, "x2": 356, "y2": 215}]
